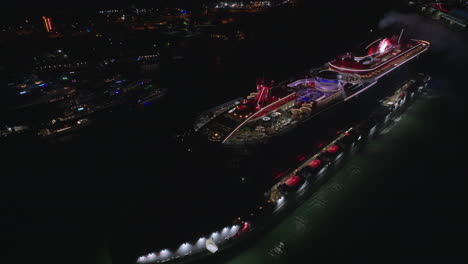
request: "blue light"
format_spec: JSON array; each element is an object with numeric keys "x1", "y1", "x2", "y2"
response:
[
  {"x1": 144, "y1": 102, "x2": 150, "y2": 106},
  {"x1": 39, "y1": 83, "x2": 47, "y2": 87},
  {"x1": 77, "y1": 107, "x2": 85, "y2": 111},
  {"x1": 137, "y1": 56, "x2": 142, "y2": 61},
  {"x1": 19, "y1": 91, "x2": 27, "y2": 95},
  {"x1": 317, "y1": 78, "x2": 339, "y2": 84},
  {"x1": 86, "y1": 28, "x2": 91, "y2": 33},
  {"x1": 181, "y1": 10, "x2": 187, "y2": 14},
  {"x1": 115, "y1": 80, "x2": 123, "y2": 84},
  {"x1": 115, "y1": 91, "x2": 120, "y2": 94},
  {"x1": 140, "y1": 82, "x2": 144, "y2": 85}
]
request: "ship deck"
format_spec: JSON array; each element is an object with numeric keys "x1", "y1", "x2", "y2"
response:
[{"x1": 329, "y1": 39, "x2": 430, "y2": 78}]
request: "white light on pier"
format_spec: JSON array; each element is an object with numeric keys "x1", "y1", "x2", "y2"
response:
[
  {"x1": 195, "y1": 237, "x2": 206, "y2": 248},
  {"x1": 221, "y1": 227, "x2": 229, "y2": 237}
]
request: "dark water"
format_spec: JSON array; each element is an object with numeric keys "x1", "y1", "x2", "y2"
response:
[{"x1": 1, "y1": 2, "x2": 467, "y2": 264}]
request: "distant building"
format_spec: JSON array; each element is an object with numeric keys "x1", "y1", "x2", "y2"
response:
[{"x1": 419, "y1": 3, "x2": 467, "y2": 30}]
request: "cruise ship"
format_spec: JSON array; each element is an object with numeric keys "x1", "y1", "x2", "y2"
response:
[{"x1": 196, "y1": 31, "x2": 430, "y2": 144}]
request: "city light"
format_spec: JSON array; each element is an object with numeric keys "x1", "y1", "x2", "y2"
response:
[
  {"x1": 42, "y1": 16, "x2": 50, "y2": 32},
  {"x1": 47, "y1": 18, "x2": 53, "y2": 32}
]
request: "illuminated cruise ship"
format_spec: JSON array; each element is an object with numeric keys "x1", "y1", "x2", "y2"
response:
[{"x1": 196, "y1": 32, "x2": 430, "y2": 144}]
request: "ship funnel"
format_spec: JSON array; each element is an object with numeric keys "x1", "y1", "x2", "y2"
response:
[
  {"x1": 398, "y1": 28, "x2": 404, "y2": 44},
  {"x1": 254, "y1": 77, "x2": 273, "y2": 108}
]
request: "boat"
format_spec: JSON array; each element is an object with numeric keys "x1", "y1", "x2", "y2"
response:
[
  {"x1": 196, "y1": 31, "x2": 430, "y2": 144},
  {"x1": 37, "y1": 118, "x2": 91, "y2": 139},
  {"x1": 137, "y1": 88, "x2": 168, "y2": 106}
]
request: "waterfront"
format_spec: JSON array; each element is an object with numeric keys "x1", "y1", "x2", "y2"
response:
[{"x1": 1, "y1": 2, "x2": 467, "y2": 264}]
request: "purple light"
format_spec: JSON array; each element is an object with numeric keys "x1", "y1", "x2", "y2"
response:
[{"x1": 316, "y1": 78, "x2": 339, "y2": 84}]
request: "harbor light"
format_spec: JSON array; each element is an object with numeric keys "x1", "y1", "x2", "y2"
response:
[
  {"x1": 221, "y1": 227, "x2": 229, "y2": 236},
  {"x1": 159, "y1": 249, "x2": 171, "y2": 259},
  {"x1": 177, "y1": 242, "x2": 192, "y2": 254},
  {"x1": 276, "y1": 196, "x2": 285, "y2": 209},
  {"x1": 229, "y1": 225, "x2": 240, "y2": 237},
  {"x1": 195, "y1": 237, "x2": 206, "y2": 248},
  {"x1": 147, "y1": 253, "x2": 156, "y2": 260}
]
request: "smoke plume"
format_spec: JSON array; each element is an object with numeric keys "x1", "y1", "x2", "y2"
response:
[{"x1": 378, "y1": 11, "x2": 467, "y2": 62}]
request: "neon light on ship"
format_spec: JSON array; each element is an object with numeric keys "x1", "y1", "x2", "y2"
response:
[{"x1": 198, "y1": 33, "x2": 430, "y2": 145}]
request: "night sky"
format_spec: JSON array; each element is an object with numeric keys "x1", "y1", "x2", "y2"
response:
[{"x1": 0, "y1": 0, "x2": 401, "y2": 24}]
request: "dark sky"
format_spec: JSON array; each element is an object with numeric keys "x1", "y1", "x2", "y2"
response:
[
  {"x1": 1, "y1": 0, "x2": 402, "y2": 25},
  {"x1": 1, "y1": 0, "x2": 208, "y2": 23},
  {"x1": 4, "y1": 0, "x2": 203, "y2": 12}
]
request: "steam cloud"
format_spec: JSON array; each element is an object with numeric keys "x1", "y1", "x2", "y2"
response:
[{"x1": 378, "y1": 11, "x2": 467, "y2": 62}]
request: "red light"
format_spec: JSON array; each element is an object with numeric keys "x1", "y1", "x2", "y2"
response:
[
  {"x1": 437, "y1": 3, "x2": 449, "y2": 13},
  {"x1": 327, "y1": 145, "x2": 339, "y2": 154},
  {"x1": 241, "y1": 222, "x2": 250, "y2": 233},
  {"x1": 47, "y1": 18, "x2": 53, "y2": 32},
  {"x1": 285, "y1": 176, "x2": 302, "y2": 187},
  {"x1": 273, "y1": 171, "x2": 286, "y2": 180},
  {"x1": 309, "y1": 159, "x2": 322, "y2": 168}
]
